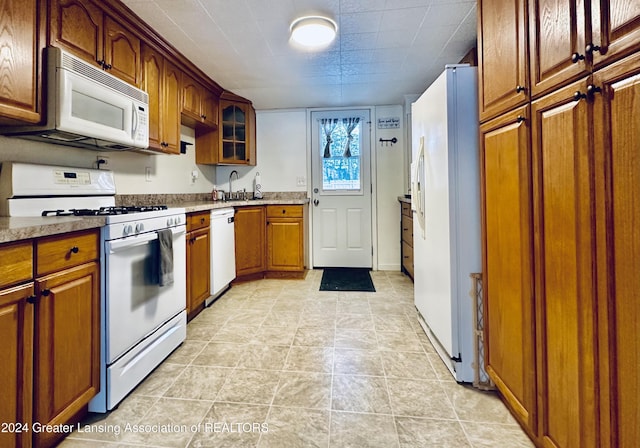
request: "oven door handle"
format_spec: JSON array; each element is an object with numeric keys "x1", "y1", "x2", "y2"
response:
[{"x1": 107, "y1": 226, "x2": 186, "y2": 253}]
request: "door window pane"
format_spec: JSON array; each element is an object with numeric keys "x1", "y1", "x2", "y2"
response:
[{"x1": 320, "y1": 120, "x2": 361, "y2": 191}]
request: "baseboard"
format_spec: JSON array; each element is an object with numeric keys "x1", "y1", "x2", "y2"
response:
[{"x1": 377, "y1": 263, "x2": 401, "y2": 271}]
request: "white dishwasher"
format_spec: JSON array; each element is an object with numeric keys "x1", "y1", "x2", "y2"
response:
[{"x1": 207, "y1": 208, "x2": 236, "y2": 305}]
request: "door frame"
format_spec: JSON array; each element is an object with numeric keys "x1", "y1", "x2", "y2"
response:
[{"x1": 306, "y1": 106, "x2": 378, "y2": 270}]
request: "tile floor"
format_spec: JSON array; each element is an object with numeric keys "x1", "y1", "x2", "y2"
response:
[{"x1": 61, "y1": 270, "x2": 534, "y2": 448}]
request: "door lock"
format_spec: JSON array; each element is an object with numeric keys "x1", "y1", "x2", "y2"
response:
[{"x1": 313, "y1": 199, "x2": 319, "y2": 206}]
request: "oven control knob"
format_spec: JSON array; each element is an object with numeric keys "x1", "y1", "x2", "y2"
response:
[
  {"x1": 135, "y1": 223, "x2": 144, "y2": 233},
  {"x1": 175, "y1": 216, "x2": 182, "y2": 225},
  {"x1": 123, "y1": 224, "x2": 133, "y2": 236},
  {"x1": 167, "y1": 217, "x2": 174, "y2": 226}
]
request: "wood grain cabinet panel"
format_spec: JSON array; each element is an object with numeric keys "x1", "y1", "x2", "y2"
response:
[
  {"x1": 477, "y1": 0, "x2": 529, "y2": 122},
  {"x1": 234, "y1": 206, "x2": 266, "y2": 276},
  {"x1": 480, "y1": 106, "x2": 536, "y2": 435},
  {"x1": 186, "y1": 222, "x2": 210, "y2": 320},
  {"x1": 36, "y1": 229, "x2": 99, "y2": 276},
  {"x1": 593, "y1": 52, "x2": 640, "y2": 448},
  {"x1": 49, "y1": 0, "x2": 103, "y2": 67},
  {"x1": 591, "y1": 0, "x2": 640, "y2": 68},
  {"x1": 0, "y1": 283, "x2": 34, "y2": 448},
  {"x1": 0, "y1": 241, "x2": 33, "y2": 289},
  {"x1": 104, "y1": 15, "x2": 141, "y2": 86},
  {"x1": 531, "y1": 78, "x2": 598, "y2": 448},
  {"x1": 267, "y1": 205, "x2": 304, "y2": 272},
  {"x1": 528, "y1": 0, "x2": 590, "y2": 97},
  {"x1": 0, "y1": 0, "x2": 41, "y2": 124}
]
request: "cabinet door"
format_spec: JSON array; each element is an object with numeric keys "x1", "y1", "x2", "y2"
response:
[
  {"x1": 247, "y1": 104, "x2": 256, "y2": 165},
  {"x1": 201, "y1": 89, "x2": 219, "y2": 128},
  {"x1": 478, "y1": 0, "x2": 529, "y2": 122},
  {"x1": 220, "y1": 100, "x2": 249, "y2": 164},
  {"x1": 49, "y1": 0, "x2": 103, "y2": 67},
  {"x1": 162, "y1": 59, "x2": 181, "y2": 154},
  {"x1": 0, "y1": 0, "x2": 40, "y2": 124},
  {"x1": 529, "y1": 0, "x2": 589, "y2": 97},
  {"x1": 267, "y1": 219, "x2": 303, "y2": 271},
  {"x1": 103, "y1": 15, "x2": 141, "y2": 86},
  {"x1": 187, "y1": 227, "x2": 210, "y2": 318},
  {"x1": 0, "y1": 283, "x2": 34, "y2": 448},
  {"x1": 234, "y1": 207, "x2": 266, "y2": 276},
  {"x1": 34, "y1": 262, "x2": 100, "y2": 448},
  {"x1": 593, "y1": 53, "x2": 640, "y2": 448},
  {"x1": 480, "y1": 106, "x2": 536, "y2": 434},
  {"x1": 181, "y1": 73, "x2": 203, "y2": 122},
  {"x1": 531, "y1": 78, "x2": 598, "y2": 448},
  {"x1": 591, "y1": 0, "x2": 640, "y2": 68},
  {"x1": 141, "y1": 43, "x2": 163, "y2": 151}
]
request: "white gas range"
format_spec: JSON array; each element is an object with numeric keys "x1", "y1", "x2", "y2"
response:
[{"x1": 0, "y1": 162, "x2": 187, "y2": 412}]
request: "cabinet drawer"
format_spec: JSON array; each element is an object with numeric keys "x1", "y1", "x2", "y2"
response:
[
  {"x1": 402, "y1": 241, "x2": 414, "y2": 278},
  {"x1": 401, "y1": 202, "x2": 412, "y2": 217},
  {"x1": 266, "y1": 205, "x2": 303, "y2": 218},
  {"x1": 0, "y1": 241, "x2": 33, "y2": 288},
  {"x1": 187, "y1": 211, "x2": 210, "y2": 231},
  {"x1": 36, "y1": 230, "x2": 99, "y2": 276},
  {"x1": 401, "y1": 216, "x2": 413, "y2": 247}
]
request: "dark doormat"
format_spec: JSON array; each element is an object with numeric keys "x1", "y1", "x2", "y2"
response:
[{"x1": 319, "y1": 268, "x2": 376, "y2": 292}]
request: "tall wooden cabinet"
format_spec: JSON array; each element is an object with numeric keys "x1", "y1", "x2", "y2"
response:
[
  {"x1": 479, "y1": 1, "x2": 640, "y2": 447},
  {"x1": 480, "y1": 106, "x2": 536, "y2": 433}
]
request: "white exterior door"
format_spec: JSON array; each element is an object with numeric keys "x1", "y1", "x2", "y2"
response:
[{"x1": 311, "y1": 110, "x2": 372, "y2": 268}]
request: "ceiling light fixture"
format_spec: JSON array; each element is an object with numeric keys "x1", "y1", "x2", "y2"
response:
[{"x1": 290, "y1": 16, "x2": 337, "y2": 48}]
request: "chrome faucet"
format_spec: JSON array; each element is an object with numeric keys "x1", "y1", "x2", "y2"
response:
[{"x1": 229, "y1": 170, "x2": 239, "y2": 197}]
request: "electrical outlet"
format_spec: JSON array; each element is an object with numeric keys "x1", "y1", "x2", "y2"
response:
[
  {"x1": 145, "y1": 167, "x2": 152, "y2": 182},
  {"x1": 96, "y1": 155, "x2": 109, "y2": 169},
  {"x1": 296, "y1": 176, "x2": 306, "y2": 186}
]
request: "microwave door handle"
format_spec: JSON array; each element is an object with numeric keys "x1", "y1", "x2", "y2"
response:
[{"x1": 131, "y1": 102, "x2": 138, "y2": 139}]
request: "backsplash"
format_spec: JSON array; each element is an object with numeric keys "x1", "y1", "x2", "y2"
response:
[{"x1": 115, "y1": 191, "x2": 308, "y2": 206}]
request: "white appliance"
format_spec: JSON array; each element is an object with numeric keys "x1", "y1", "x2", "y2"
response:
[
  {"x1": 0, "y1": 47, "x2": 149, "y2": 151},
  {"x1": 411, "y1": 65, "x2": 481, "y2": 382},
  {"x1": 0, "y1": 162, "x2": 187, "y2": 412},
  {"x1": 207, "y1": 208, "x2": 236, "y2": 305}
]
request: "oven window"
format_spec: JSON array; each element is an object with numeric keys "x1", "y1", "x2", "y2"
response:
[{"x1": 72, "y1": 90, "x2": 125, "y2": 130}]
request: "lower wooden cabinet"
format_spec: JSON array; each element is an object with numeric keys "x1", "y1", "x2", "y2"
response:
[
  {"x1": 0, "y1": 229, "x2": 100, "y2": 448},
  {"x1": 0, "y1": 283, "x2": 34, "y2": 448},
  {"x1": 266, "y1": 205, "x2": 304, "y2": 272},
  {"x1": 186, "y1": 211, "x2": 210, "y2": 320},
  {"x1": 234, "y1": 206, "x2": 267, "y2": 277},
  {"x1": 400, "y1": 201, "x2": 413, "y2": 279}
]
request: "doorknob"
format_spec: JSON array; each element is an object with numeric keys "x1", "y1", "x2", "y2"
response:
[{"x1": 313, "y1": 199, "x2": 319, "y2": 206}]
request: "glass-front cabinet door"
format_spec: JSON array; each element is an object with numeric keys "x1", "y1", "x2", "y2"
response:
[{"x1": 220, "y1": 100, "x2": 249, "y2": 163}]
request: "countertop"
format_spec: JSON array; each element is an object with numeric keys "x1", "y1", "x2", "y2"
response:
[
  {"x1": 0, "y1": 197, "x2": 309, "y2": 244},
  {"x1": 0, "y1": 216, "x2": 106, "y2": 244},
  {"x1": 176, "y1": 198, "x2": 310, "y2": 214},
  {"x1": 398, "y1": 196, "x2": 411, "y2": 204}
]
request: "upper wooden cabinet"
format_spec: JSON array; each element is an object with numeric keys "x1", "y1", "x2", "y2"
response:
[
  {"x1": 0, "y1": 0, "x2": 41, "y2": 125},
  {"x1": 141, "y1": 43, "x2": 180, "y2": 154},
  {"x1": 591, "y1": 0, "x2": 640, "y2": 69},
  {"x1": 478, "y1": 0, "x2": 529, "y2": 122},
  {"x1": 49, "y1": 0, "x2": 141, "y2": 86},
  {"x1": 181, "y1": 74, "x2": 219, "y2": 129}
]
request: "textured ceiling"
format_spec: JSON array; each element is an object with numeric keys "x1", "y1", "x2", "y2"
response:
[{"x1": 121, "y1": 0, "x2": 477, "y2": 110}]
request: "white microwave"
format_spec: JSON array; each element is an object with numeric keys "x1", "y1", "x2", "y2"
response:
[{"x1": 1, "y1": 47, "x2": 149, "y2": 151}]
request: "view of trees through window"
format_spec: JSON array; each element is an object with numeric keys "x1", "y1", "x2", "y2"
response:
[{"x1": 321, "y1": 120, "x2": 361, "y2": 191}]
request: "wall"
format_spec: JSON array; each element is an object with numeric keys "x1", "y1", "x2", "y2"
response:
[
  {"x1": 222, "y1": 106, "x2": 406, "y2": 271},
  {"x1": 0, "y1": 126, "x2": 217, "y2": 194},
  {"x1": 215, "y1": 109, "x2": 308, "y2": 194}
]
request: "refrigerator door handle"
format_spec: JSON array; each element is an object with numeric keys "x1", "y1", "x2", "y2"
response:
[{"x1": 412, "y1": 136, "x2": 426, "y2": 239}]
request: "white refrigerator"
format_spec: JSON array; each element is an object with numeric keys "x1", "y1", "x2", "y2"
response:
[{"x1": 411, "y1": 64, "x2": 481, "y2": 382}]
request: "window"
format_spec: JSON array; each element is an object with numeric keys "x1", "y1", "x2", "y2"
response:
[{"x1": 320, "y1": 117, "x2": 362, "y2": 191}]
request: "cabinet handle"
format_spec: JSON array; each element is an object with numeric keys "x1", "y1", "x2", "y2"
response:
[
  {"x1": 571, "y1": 52, "x2": 585, "y2": 63},
  {"x1": 516, "y1": 115, "x2": 526, "y2": 123},
  {"x1": 282, "y1": 209, "x2": 286, "y2": 214},
  {"x1": 96, "y1": 59, "x2": 105, "y2": 67},
  {"x1": 515, "y1": 85, "x2": 526, "y2": 93},
  {"x1": 41, "y1": 289, "x2": 51, "y2": 297},
  {"x1": 585, "y1": 43, "x2": 601, "y2": 54},
  {"x1": 573, "y1": 91, "x2": 587, "y2": 101},
  {"x1": 201, "y1": 114, "x2": 207, "y2": 120},
  {"x1": 26, "y1": 295, "x2": 38, "y2": 304},
  {"x1": 200, "y1": 217, "x2": 205, "y2": 224},
  {"x1": 104, "y1": 63, "x2": 112, "y2": 70},
  {"x1": 70, "y1": 246, "x2": 79, "y2": 254},
  {"x1": 587, "y1": 84, "x2": 602, "y2": 97}
]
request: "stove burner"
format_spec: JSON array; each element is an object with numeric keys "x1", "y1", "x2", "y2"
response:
[{"x1": 41, "y1": 205, "x2": 168, "y2": 217}]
